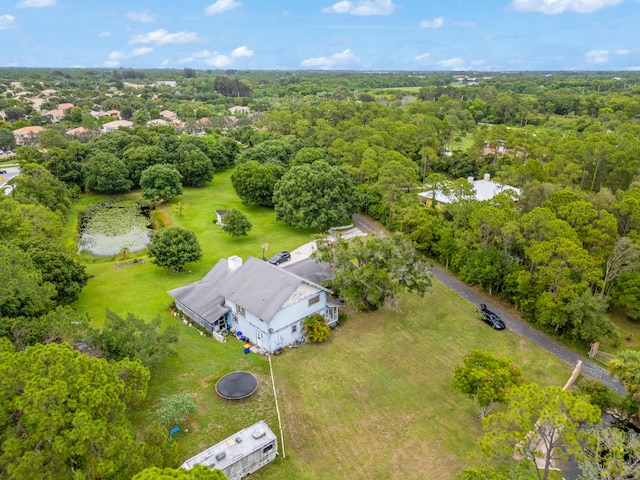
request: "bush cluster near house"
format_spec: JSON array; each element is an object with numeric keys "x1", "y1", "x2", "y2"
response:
[{"x1": 303, "y1": 313, "x2": 331, "y2": 343}]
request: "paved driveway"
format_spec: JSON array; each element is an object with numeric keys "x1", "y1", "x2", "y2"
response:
[{"x1": 352, "y1": 214, "x2": 626, "y2": 395}]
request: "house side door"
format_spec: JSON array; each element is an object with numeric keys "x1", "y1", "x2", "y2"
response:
[{"x1": 256, "y1": 331, "x2": 263, "y2": 348}]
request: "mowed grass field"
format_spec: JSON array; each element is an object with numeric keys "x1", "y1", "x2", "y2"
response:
[{"x1": 71, "y1": 169, "x2": 573, "y2": 479}]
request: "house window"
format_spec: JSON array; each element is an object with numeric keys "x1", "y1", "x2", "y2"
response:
[
  {"x1": 263, "y1": 443, "x2": 274, "y2": 454},
  {"x1": 308, "y1": 295, "x2": 320, "y2": 307},
  {"x1": 236, "y1": 304, "x2": 245, "y2": 317},
  {"x1": 291, "y1": 324, "x2": 297, "y2": 333},
  {"x1": 232, "y1": 315, "x2": 238, "y2": 323}
]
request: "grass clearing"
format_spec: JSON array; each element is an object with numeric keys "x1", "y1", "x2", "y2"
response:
[
  {"x1": 267, "y1": 285, "x2": 571, "y2": 479},
  {"x1": 599, "y1": 308, "x2": 640, "y2": 353},
  {"x1": 70, "y1": 169, "x2": 574, "y2": 479}
]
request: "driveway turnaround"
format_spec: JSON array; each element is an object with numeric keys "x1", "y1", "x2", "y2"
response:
[{"x1": 352, "y1": 214, "x2": 626, "y2": 395}]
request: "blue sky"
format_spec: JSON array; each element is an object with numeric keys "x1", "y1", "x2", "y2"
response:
[{"x1": 0, "y1": 0, "x2": 638, "y2": 71}]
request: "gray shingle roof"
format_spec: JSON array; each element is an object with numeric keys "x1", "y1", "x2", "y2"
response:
[
  {"x1": 168, "y1": 260, "x2": 231, "y2": 323},
  {"x1": 168, "y1": 256, "x2": 330, "y2": 324},
  {"x1": 218, "y1": 257, "x2": 319, "y2": 322},
  {"x1": 282, "y1": 258, "x2": 334, "y2": 285}
]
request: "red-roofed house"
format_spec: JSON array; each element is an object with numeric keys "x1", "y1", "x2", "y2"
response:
[
  {"x1": 43, "y1": 109, "x2": 66, "y2": 123},
  {"x1": 13, "y1": 126, "x2": 45, "y2": 146},
  {"x1": 160, "y1": 110, "x2": 178, "y2": 121}
]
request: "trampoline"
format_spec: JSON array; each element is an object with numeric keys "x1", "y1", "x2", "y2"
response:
[{"x1": 216, "y1": 371, "x2": 258, "y2": 400}]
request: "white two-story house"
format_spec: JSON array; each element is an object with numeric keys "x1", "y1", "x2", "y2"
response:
[{"x1": 168, "y1": 256, "x2": 340, "y2": 353}]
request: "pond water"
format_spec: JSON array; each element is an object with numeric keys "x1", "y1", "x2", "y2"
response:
[
  {"x1": 78, "y1": 200, "x2": 151, "y2": 256},
  {"x1": 78, "y1": 227, "x2": 151, "y2": 256}
]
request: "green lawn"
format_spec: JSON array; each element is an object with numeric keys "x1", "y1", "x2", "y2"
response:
[
  {"x1": 72, "y1": 168, "x2": 315, "y2": 323},
  {"x1": 71, "y1": 169, "x2": 573, "y2": 479},
  {"x1": 264, "y1": 286, "x2": 571, "y2": 480},
  {"x1": 598, "y1": 308, "x2": 640, "y2": 354}
]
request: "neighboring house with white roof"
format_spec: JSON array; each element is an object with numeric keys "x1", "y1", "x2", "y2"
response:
[
  {"x1": 101, "y1": 120, "x2": 133, "y2": 132},
  {"x1": 168, "y1": 255, "x2": 341, "y2": 353},
  {"x1": 418, "y1": 173, "x2": 520, "y2": 207}
]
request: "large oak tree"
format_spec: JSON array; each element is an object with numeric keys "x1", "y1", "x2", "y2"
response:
[{"x1": 273, "y1": 160, "x2": 358, "y2": 231}]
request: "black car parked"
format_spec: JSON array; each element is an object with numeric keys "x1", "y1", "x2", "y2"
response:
[
  {"x1": 477, "y1": 304, "x2": 506, "y2": 330},
  {"x1": 268, "y1": 251, "x2": 291, "y2": 265}
]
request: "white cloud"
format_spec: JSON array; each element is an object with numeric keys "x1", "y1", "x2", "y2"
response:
[
  {"x1": 414, "y1": 53, "x2": 430, "y2": 61},
  {"x1": 176, "y1": 57, "x2": 195, "y2": 64},
  {"x1": 126, "y1": 10, "x2": 155, "y2": 23},
  {"x1": 437, "y1": 57, "x2": 466, "y2": 69},
  {"x1": 510, "y1": 0, "x2": 623, "y2": 14},
  {"x1": 615, "y1": 49, "x2": 630, "y2": 55},
  {"x1": 161, "y1": 60, "x2": 169, "y2": 67},
  {"x1": 471, "y1": 59, "x2": 485, "y2": 66},
  {"x1": 322, "y1": 0, "x2": 396, "y2": 16},
  {"x1": 104, "y1": 47, "x2": 154, "y2": 67},
  {"x1": 453, "y1": 21, "x2": 476, "y2": 27},
  {"x1": 586, "y1": 49, "x2": 609, "y2": 64},
  {"x1": 98, "y1": 31, "x2": 111, "y2": 37},
  {"x1": 420, "y1": 17, "x2": 444, "y2": 28},
  {"x1": 206, "y1": 55, "x2": 232, "y2": 67},
  {"x1": 204, "y1": 0, "x2": 241, "y2": 15},
  {"x1": 628, "y1": 66, "x2": 640, "y2": 71},
  {"x1": 129, "y1": 29, "x2": 199, "y2": 46},
  {"x1": 188, "y1": 47, "x2": 251, "y2": 66},
  {"x1": 191, "y1": 49, "x2": 213, "y2": 58},
  {"x1": 16, "y1": 0, "x2": 55, "y2": 7},
  {"x1": 300, "y1": 49, "x2": 359, "y2": 69},
  {"x1": 231, "y1": 45, "x2": 254, "y2": 57},
  {"x1": 128, "y1": 47, "x2": 154, "y2": 57},
  {"x1": 0, "y1": 14, "x2": 16, "y2": 30}
]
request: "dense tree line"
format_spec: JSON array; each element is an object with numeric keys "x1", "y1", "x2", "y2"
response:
[
  {"x1": 3, "y1": 69, "x2": 640, "y2": 478},
  {"x1": 6, "y1": 71, "x2": 640, "y2": 344}
]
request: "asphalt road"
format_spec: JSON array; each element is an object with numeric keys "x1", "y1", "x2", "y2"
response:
[
  {"x1": 352, "y1": 214, "x2": 626, "y2": 395},
  {"x1": 0, "y1": 165, "x2": 20, "y2": 189}
]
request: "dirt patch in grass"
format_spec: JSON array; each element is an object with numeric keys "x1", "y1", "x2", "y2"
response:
[{"x1": 152, "y1": 208, "x2": 173, "y2": 229}]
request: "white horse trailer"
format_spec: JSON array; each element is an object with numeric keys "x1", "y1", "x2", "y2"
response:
[{"x1": 181, "y1": 420, "x2": 277, "y2": 479}]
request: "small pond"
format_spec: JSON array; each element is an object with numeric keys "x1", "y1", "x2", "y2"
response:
[{"x1": 78, "y1": 200, "x2": 151, "y2": 256}]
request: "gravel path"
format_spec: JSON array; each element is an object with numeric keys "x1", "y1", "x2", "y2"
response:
[{"x1": 352, "y1": 214, "x2": 626, "y2": 395}]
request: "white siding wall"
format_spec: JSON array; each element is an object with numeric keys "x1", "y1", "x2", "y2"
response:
[{"x1": 225, "y1": 291, "x2": 328, "y2": 353}]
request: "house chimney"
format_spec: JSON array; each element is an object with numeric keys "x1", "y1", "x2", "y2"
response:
[
  {"x1": 467, "y1": 176, "x2": 474, "y2": 184},
  {"x1": 483, "y1": 173, "x2": 491, "y2": 182},
  {"x1": 228, "y1": 255, "x2": 243, "y2": 271}
]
